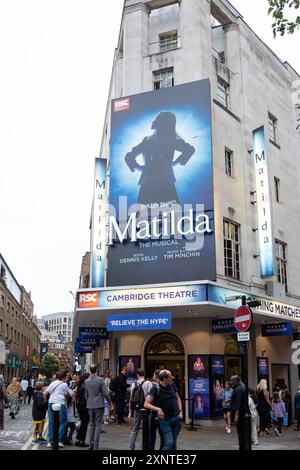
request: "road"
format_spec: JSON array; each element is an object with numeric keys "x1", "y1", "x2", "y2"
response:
[{"x1": 0, "y1": 402, "x2": 32, "y2": 450}]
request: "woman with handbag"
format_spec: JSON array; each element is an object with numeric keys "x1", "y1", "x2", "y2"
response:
[
  {"x1": 7, "y1": 377, "x2": 22, "y2": 419},
  {"x1": 0, "y1": 375, "x2": 10, "y2": 429}
]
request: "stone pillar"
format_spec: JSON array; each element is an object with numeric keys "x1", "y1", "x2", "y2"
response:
[{"x1": 123, "y1": 2, "x2": 150, "y2": 96}]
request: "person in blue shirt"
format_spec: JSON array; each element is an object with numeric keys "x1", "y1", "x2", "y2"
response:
[{"x1": 222, "y1": 381, "x2": 233, "y2": 434}]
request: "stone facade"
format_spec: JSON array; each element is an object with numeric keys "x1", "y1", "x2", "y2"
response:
[{"x1": 0, "y1": 254, "x2": 40, "y2": 382}]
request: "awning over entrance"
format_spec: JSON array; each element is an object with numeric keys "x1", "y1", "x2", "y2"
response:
[{"x1": 73, "y1": 281, "x2": 300, "y2": 340}]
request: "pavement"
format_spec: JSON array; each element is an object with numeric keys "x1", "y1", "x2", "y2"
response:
[
  {"x1": 1, "y1": 405, "x2": 300, "y2": 451},
  {"x1": 0, "y1": 402, "x2": 33, "y2": 450}
]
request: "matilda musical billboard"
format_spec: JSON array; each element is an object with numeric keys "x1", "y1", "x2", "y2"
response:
[{"x1": 107, "y1": 79, "x2": 215, "y2": 286}]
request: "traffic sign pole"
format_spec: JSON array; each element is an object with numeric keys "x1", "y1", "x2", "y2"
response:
[{"x1": 235, "y1": 297, "x2": 252, "y2": 451}]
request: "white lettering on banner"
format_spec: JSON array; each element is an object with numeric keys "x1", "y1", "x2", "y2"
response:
[
  {"x1": 108, "y1": 209, "x2": 212, "y2": 245},
  {"x1": 91, "y1": 158, "x2": 107, "y2": 287},
  {"x1": 253, "y1": 127, "x2": 274, "y2": 277}
]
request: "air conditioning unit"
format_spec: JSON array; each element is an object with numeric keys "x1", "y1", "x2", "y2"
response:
[{"x1": 265, "y1": 281, "x2": 274, "y2": 297}]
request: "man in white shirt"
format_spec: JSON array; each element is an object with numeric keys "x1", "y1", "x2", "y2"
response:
[
  {"x1": 20, "y1": 377, "x2": 29, "y2": 404},
  {"x1": 128, "y1": 368, "x2": 152, "y2": 450},
  {"x1": 44, "y1": 370, "x2": 73, "y2": 448}
]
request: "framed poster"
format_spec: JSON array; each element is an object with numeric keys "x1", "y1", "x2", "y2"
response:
[
  {"x1": 257, "y1": 357, "x2": 269, "y2": 383},
  {"x1": 188, "y1": 355, "x2": 210, "y2": 419},
  {"x1": 118, "y1": 356, "x2": 141, "y2": 385},
  {"x1": 211, "y1": 355, "x2": 225, "y2": 418}
]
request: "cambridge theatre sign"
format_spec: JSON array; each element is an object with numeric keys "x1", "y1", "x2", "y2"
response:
[{"x1": 77, "y1": 282, "x2": 300, "y2": 325}]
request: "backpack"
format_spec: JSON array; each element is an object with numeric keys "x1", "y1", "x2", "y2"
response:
[
  {"x1": 130, "y1": 381, "x2": 145, "y2": 411},
  {"x1": 109, "y1": 377, "x2": 117, "y2": 392}
]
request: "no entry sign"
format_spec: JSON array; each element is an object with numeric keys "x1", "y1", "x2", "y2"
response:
[{"x1": 234, "y1": 305, "x2": 253, "y2": 332}]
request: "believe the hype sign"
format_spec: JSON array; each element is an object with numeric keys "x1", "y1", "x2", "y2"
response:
[
  {"x1": 253, "y1": 126, "x2": 274, "y2": 277},
  {"x1": 107, "y1": 79, "x2": 216, "y2": 286}
]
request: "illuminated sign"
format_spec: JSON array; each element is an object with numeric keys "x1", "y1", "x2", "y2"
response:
[
  {"x1": 253, "y1": 126, "x2": 274, "y2": 277},
  {"x1": 77, "y1": 284, "x2": 206, "y2": 310},
  {"x1": 91, "y1": 158, "x2": 107, "y2": 288},
  {"x1": 108, "y1": 79, "x2": 216, "y2": 286},
  {"x1": 107, "y1": 312, "x2": 172, "y2": 331}
]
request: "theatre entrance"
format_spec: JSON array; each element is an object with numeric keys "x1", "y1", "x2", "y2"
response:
[{"x1": 145, "y1": 332, "x2": 185, "y2": 402}]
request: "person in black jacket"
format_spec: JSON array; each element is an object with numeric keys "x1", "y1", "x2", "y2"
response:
[
  {"x1": 32, "y1": 381, "x2": 48, "y2": 444},
  {"x1": 112, "y1": 366, "x2": 128, "y2": 425},
  {"x1": 75, "y1": 373, "x2": 90, "y2": 447}
]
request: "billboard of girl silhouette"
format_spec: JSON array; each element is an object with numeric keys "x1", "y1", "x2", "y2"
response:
[
  {"x1": 125, "y1": 111, "x2": 195, "y2": 206},
  {"x1": 108, "y1": 79, "x2": 216, "y2": 287}
]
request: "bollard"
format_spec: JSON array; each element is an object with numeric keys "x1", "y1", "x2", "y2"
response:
[
  {"x1": 141, "y1": 408, "x2": 150, "y2": 450},
  {"x1": 52, "y1": 403, "x2": 61, "y2": 451}
]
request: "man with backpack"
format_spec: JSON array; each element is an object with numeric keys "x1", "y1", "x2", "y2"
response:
[{"x1": 128, "y1": 368, "x2": 152, "y2": 450}]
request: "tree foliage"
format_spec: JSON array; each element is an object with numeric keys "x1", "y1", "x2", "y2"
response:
[
  {"x1": 267, "y1": 0, "x2": 300, "y2": 36},
  {"x1": 39, "y1": 353, "x2": 60, "y2": 379}
]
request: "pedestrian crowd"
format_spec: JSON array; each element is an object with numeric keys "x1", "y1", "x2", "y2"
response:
[
  {"x1": 222, "y1": 376, "x2": 300, "y2": 449},
  {"x1": 0, "y1": 369, "x2": 300, "y2": 451}
]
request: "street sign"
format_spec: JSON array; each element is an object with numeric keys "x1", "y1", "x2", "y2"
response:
[
  {"x1": 237, "y1": 332, "x2": 250, "y2": 342},
  {"x1": 234, "y1": 305, "x2": 253, "y2": 332}
]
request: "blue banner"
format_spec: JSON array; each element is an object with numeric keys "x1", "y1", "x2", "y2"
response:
[
  {"x1": 91, "y1": 158, "x2": 107, "y2": 288},
  {"x1": 212, "y1": 318, "x2": 235, "y2": 334},
  {"x1": 107, "y1": 312, "x2": 172, "y2": 331},
  {"x1": 262, "y1": 322, "x2": 292, "y2": 337},
  {"x1": 79, "y1": 327, "x2": 109, "y2": 340},
  {"x1": 75, "y1": 337, "x2": 99, "y2": 350},
  {"x1": 74, "y1": 343, "x2": 93, "y2": 354},
  {"x1": 253, "y1": 126, "x2": 274, "y2": 277}
]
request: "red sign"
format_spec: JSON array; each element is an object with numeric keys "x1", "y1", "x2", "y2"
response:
[
  {"x1": 78, "y1": 292, "x2": 99, "y2": 309},
  {"x1": 113, "y1": 98, "x2": 130, "y2": 112},
  {"x1": 234, "y1": 305, "x2": 253, "y2": 332}
]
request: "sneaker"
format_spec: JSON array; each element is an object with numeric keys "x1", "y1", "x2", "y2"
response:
[
  {"x1": 58, "y1": 442, "x2": 64, "y2": 448},
  {"x1": 225, "y1": 426, "x2": 228, "y2": 431},
  {"x1": 275, "y1": 428, "x2": 279, "y2": 437},
  {"x1": 80, "y1": 442, "x2": 89, "y2": 448},
  {"x1": 38, "y1": 437, "x2": 47, "y2": 443},
  {"x1": 252, "y1": 442, "x2": 259, "y2": 445},
  {"x1": 32, "y1": 440, "x2": 39, "y2": 445},
  {"x1": 46, "y1": 442, "x2": 52, "y2": 448},
  {"x1": 226, "y1": 429, "x2": 232, "y2": 434}
]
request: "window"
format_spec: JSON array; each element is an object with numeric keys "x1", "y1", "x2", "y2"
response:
[
  {"x1": 153, "y1": 68, "x2": 174, "y2": 90},
  {"x1": 217, "y1": 77, "x2": 230, "y2": 108},
  {"x1": 0, "y1": 319, "x2": 3, "y2": 336},
  {"x1": 275, "y1": 240, "x2": 288, "y2": 291},
  {"x1": 159, "y1": 30, "x2": 178, "y2": 52},
  {"x1": 268, "y1": 113, "x2": 278, "y2": 143},
  {"x1": 225, "y1": 148, "x2": 233, "y2": 177},
  {"x1": 223, "y1": 220, "x2": 240, "y2": 280},
  {"x1": 0, "y1": 295, "x2": 4, "y2": 309},
  {"x1": 274, "y1": 177, "x2": 280, "y2": 202}
]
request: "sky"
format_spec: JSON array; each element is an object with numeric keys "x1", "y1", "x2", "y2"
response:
[{"x1": 0, "y1": 0, "x2": 299, "y2": 317}]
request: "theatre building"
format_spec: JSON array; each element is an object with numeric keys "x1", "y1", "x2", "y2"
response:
[{"x1": 73, "y1": 0, "x2": 300, "y2": 420}]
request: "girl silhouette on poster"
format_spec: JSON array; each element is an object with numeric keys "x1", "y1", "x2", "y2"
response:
[{"x1": 125, "y1": 111, "x2": 195, "y2": 206}]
